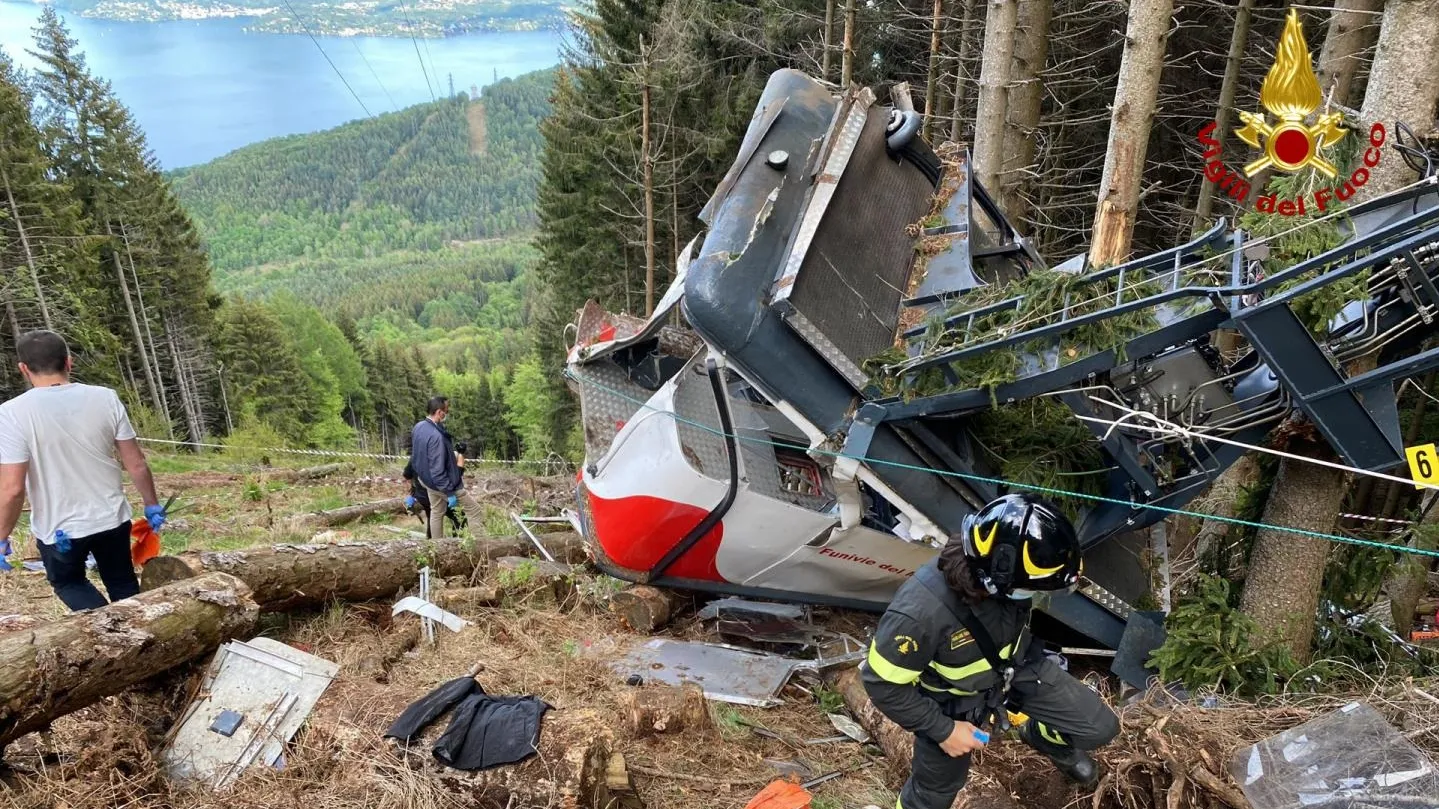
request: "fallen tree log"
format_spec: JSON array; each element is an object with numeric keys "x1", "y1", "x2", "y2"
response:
[
  {"x1": 619, "y1": 682, "x2": 708, "y2": 737},
  {"x1": 356, "y1": 616, "x2": 420, "y2": 683},
  {"x1": 833, "y1": 666, "x2": 917, "y2": 781},
  {"x1": 609, "y1": 585, "x2": 689, "y2": 633},
  {"x1": 290, "y1": 497, "x2": 408, "y2": 528},
  {"x1": 436, "y1": 586, "x2": 501, "y2": 611},
  {"x1": 403, "y1": 705, "x2": 617, "y2": 808},
  {"x1": 141, "y1": 533, "x2": 589, "y2": 612},
  {"x1": 281, "y1": 462, "x2": 349, "y2": 482},
  {"x1": 497, "y1": 556, "x2": 581, "y2": 606},
  {"x1": 0, "y1": 572, "x2": 258, "y2": 749}
]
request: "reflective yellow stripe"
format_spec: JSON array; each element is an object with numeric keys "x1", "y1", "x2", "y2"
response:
[
  {"x1": 1038, "y1": 722, "x2": 1066, "y2": 746},
  {"x1": 928, "y1": 641, "x2": 1015, "y2": 682},
  {"x1": 866, "y1": 642, "x2": 923, "y2": 685},
  {"x1": 919, "y1": 680, "x2": 978, "y2": 697}
]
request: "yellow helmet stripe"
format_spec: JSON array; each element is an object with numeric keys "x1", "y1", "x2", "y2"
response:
[
  {"x1": 973, "y1": 522, "x2": 998, "y2": 556},
  {"x1": 1023, "y1": 542, "x2": 1065, "y2": 577}
]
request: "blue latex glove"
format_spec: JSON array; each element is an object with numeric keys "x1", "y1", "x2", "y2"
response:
[
  {"x1": 54, "y1": 529, "x2": 71, "y2": 554},
  {"x1": 404, "y1": 495, "x2": 417, "y2": 509},
  {"x1": 144, "y1": 504, "x2": 167, "y2": 531},
  {"x1": 446, "y1": 494, "x2": 459, "y2": 509},
  {"x1": 0, "y1": 537, "x2": 12, "y2": 572}
]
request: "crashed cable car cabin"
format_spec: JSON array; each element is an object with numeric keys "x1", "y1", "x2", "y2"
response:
[{"x1": 564, "y1": 68, "x2": 1439, "y2": 678}]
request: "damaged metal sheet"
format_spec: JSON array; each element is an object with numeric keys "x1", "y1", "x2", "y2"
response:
[
  {"x1": 610, "y1": 638, "x2": 801, "y2": 708},
  {"x1": 161, "y1": 638, "x2": 338, "y2": 791}
]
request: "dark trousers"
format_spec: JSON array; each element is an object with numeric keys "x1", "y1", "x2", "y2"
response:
[
  {"x1": 36, "y1": 521, "x2": 140, "y2": 611},
  {"x1": 898, "y1": 657, "x2": 1120, "y2": 809}
]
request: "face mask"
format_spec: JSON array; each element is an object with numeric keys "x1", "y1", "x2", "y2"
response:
[{"x1": 1007, "y1": 588, "x2": 1036, "y2": 600}]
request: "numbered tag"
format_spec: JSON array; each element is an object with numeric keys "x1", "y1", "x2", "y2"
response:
[{"x1": 1405, "y1": 442, "x2": 1439, "y2": 490}]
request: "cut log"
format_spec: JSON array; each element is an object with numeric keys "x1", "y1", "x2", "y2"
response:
[
  {"x1": 833, "y1": 667, "x2": 918, "y2": 780},
  {"x1": 282, "y1": 462, "x2": 348, "y2": 482},
  {"x1": 355, "y1": 616, "x2": 421, "y2": 683},
  {"x1": 609, "y1": 585, "x2": 688, "y2": 633},
  {"x1": 619, "y1": 682, "x2": 708, "y2": 737},
  {"x1": 0, "y1": 572, "x2": 259, "y2": 749},
  {"x1": 141, "y1": 532, "x2": 585, "y2": 612},
  {"x1": 290, "y1": 497, "x2": 408, "y2": 528},
  {"x1": 497, "y1": 556, "x2": 581, "y2": 606},
  {"x1": 404, "y1": 706, "x2": 616, "y2": 808},
  {"x1": 435, "y1": 586, "x2": 501, "y2": 611}
]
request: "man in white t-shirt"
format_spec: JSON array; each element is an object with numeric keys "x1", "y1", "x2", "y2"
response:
[{"x1": 0, "y1": 331, "x2": 167, "y2": 610}]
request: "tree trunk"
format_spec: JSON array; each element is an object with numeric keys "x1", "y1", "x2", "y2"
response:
[
  {"x1": 140, "y1": 532, "x2": 587, "y2": 612},
  {"x1": 282, "y1": 462, "x2": 349, "y2": 481},
  {"x1": 1316, "y1": 0, "x2": 1383, "y2": 110},
  {"x1": 0, "y1": 572, "x2": 259, "y2": 749},
  {"x1": 1389, "y1": 491, "x2": 1438, "y2": 637},
  {"x1": 822, "y1": 0, "x2": 836, "y2": 81},
  {"x1": 1193, "y1": 0, "x2": 1256, "y2": 228},
  {"x1": 122, "y1": 222, "x2": 171, "y2": 431},
  {"x1": 619, "y1": 682, "x2": 708, "y2": 737},
  {"x1": 609, "y1": 584, "x2": 688, "y2": 632},
  {"x1": 105, "y1": 220, "x2": 163, "y2": 415},
  {"x1": 435, "y1": 585, "x2": 502, "y2": 611},
  {"x1": 1238, "y1": 446, "x2": 1347, "y2": 663},
  {"x1": 949, "y1": 0, "x2": 978, "y2": 143},
  {"x1": 1358, "y1": 0, "x2": 1439, "y2": 196},
  {"x1": 999, "y1": 0, "x2": 1053, "y2": 221},
  {"x1": 1184, "y1": 453, "x2": 1261, "y2": 567},
  {"x1": 5, "y1": 299, "x2": 20, "y2": 343},
  {"x1": 287, "y1": 496, "x2": 410, "y2": 527},
  {"x1": 922, "y1": 0, "x2": 945, "y2": 140},
  {"x1": 355, "y1": 615, "x2": 420, "y2": 683},
  {"x1": 832, "y1": 667, "x2": 918, "y2": 782},
  {"x1": 0, "y1": 161, "x2": 52, "y2": 330},
  {"x1": 640, "y1": 39, "x2": 656, "y2": 318},
  {"x1": 1088, "y1": 0, "x2": 1175, "y2": 267},
  {"x1": 841, "y1": 0, "x2": 857, "y2": 87},
  {"x1": 972, "y1": 0, "x2": 1018, "y2": 195}
]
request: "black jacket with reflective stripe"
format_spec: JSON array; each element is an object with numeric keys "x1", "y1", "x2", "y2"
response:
[{"x1": 860, "y1": 561, "x2": 1032, "y2": 743}]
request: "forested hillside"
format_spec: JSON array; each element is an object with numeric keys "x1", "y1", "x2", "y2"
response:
[{"x1": 171, "y1": 70, "x2": 552, "y2": 272}]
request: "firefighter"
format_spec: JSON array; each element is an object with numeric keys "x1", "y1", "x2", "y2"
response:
[{"x1": 861, "y1": 493, "x2": 1119, "y2": 809}]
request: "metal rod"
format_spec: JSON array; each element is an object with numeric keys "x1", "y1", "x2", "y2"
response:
[{"x1": 511, "y1": 513, "x2": 556, "y2": 562}]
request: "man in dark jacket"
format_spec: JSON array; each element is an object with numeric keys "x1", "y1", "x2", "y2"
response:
[
  {"x1": 861, "y1": 494, "x2": 1119, "y2": 809},
  {"x1": 409, "y1": 396, "x2": 463, "y2": 539}
]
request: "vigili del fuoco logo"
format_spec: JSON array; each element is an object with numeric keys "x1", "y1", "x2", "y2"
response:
[{"x1": 1197, "y1": 9, "x2": 1386, "y2": 216}]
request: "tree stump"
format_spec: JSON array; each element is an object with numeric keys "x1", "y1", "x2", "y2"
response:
[
  {"x1": 0, "y1": 572, "x2": 259, "y2": 749},
  {"x1": 609, "y1": 585, "x2": 687, "y2": 633},
  {"x1": 619, "y1": 682, "x2": 709, "y2": 737}
]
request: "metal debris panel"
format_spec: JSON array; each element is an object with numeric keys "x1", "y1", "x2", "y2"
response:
[
  {"x1": 160, "y1": 637, "x2": 339, "y2": 790},
  {"x1": 610, "y1": 638, "x2": 800, "y2": 707}
]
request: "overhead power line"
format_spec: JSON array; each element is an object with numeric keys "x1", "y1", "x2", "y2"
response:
[{"x1": 279, "y1": 0, "x2": 372, "y2": 118}]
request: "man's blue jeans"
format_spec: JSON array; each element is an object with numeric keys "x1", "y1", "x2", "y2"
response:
[{"x1": 36, "y1": 521, "x2": 140, "y2": 611}]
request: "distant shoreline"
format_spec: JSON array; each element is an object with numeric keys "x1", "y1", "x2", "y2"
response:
[{"x1": 4, "y1": 0, "x2": 569, "y2": 39}]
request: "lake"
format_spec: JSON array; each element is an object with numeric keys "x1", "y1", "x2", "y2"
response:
[{"x1": 0, "y1": 0, "x2": 565, "y2": 168}]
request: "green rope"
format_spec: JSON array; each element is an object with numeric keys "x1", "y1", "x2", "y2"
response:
[{"x1": 565, "y1": 368, "x2": 1439, "y2": 560}]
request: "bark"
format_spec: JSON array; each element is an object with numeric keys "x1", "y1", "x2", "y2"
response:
[
  {"x1": 355, "y1": 616, "x2": 420, "y2": 683},
  {"x1": 1184, "y1": 453, "x2": 1261, "y2": 566},
  {"x1": 1193, "y1": 0, "x2": 1256, "y2": 228},
  {"x1": 283, "y1": 462, "x2": 349, "y2": 481},
  {"x1": 5, "y1": 300, "x2": 20, "y2": 343},
  {"x1": 1238, "y1": 447, "x2": 1347, "y2": 663},
  {"x1": 640, "y1": 39, "x2": 656, "y2": 318},
  {"x1": 1358, "y1": 0, "x2": 1439, "y2": 196},
  {"x1": 1388, "y1": 491, "x2": 1438, "y2": 637},
  {"x1": 289, "y1": 496, "x2": 409, "y2": 527},
  {"x1": 140, "y1": 532, "x2": 587, "y2": 612},
  {"x1": 0, "y1": 572, "x2": 259, "y2": 748},
  {"x1": 1000, "y1": 0, "x2": 1054, "y2": 221},
  {"x1": 832, "y1": 667, "x2": 918, "y2": 781},
  {"x1": 822, "y1": 0, "x2": 836, "y2": 81},
  {"x1": 841, "y1": 0, "x2": 857, "y2": 87},
  {"x1": 949, "y1": 0, "x2": 978, "y2": 143},
  {"x1": 0, "y1": 161, "x2": 52, "y2": 330},
  {"x1": 609, "y1": 585, "x2": 688, "y2": 633},
  {"x1": 619, "y1": 682, "x2": 708, "y2": 737},
  {"x1": 105, "y1": 221, "x2": 163, "y2": 416},
  {"x1": 922, "y1": 0, "x2": 944, "y2": 140},
  {"x1": 1316, "y1": 0, "x2": 1383, "y2": 110},
  {"x1": 972, "y1": 0, "x2": 1018, "y2": 195},
  {"x1": 435, "y1": 585, "x2": 502, "y2": 610},
  {"x1": 402, "y1": 705, "x2": 616, "y2": 808},
  {"x1": 605, "y1": 753, "x2": 646, "y2": 809},
  {"x1": 1088, "y1": 0, "x2": 1175, "y2": 267}
]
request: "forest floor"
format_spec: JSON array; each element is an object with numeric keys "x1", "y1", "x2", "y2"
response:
[{"x1": 0, "y1": 453, "x2": 1436, "y2": 809}]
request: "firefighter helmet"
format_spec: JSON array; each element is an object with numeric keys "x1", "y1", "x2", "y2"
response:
[{"x1": 960, "y1": 493, "x2": 1082, "y2": 596}]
